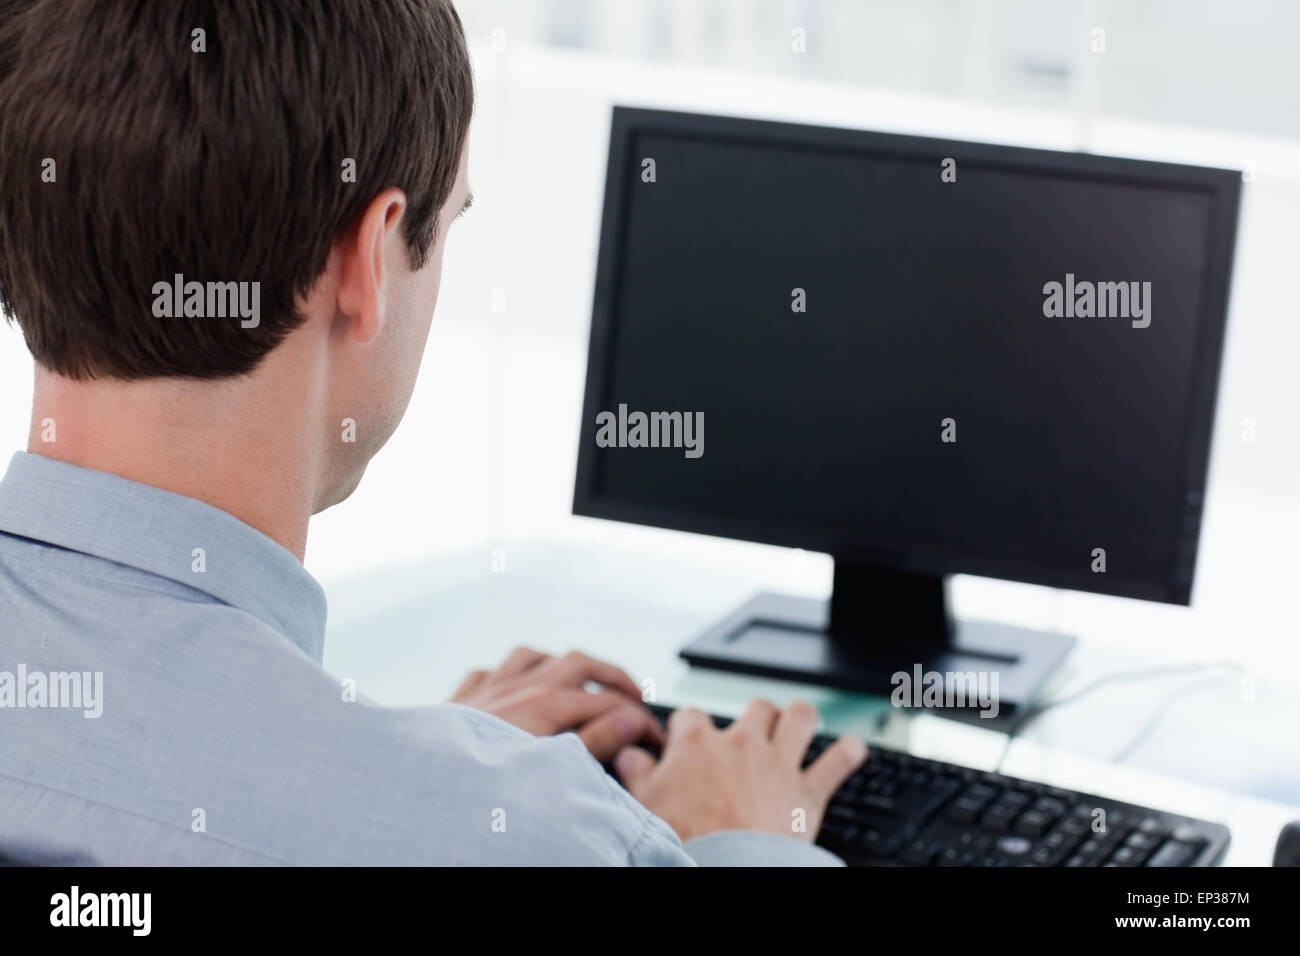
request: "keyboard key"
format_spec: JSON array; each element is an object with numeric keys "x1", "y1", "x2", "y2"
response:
[
  {"x1": 1029, "y1": 845, "x2": 1064, "y2": 865},
  {"x1": 1042, "y1": 831, "x2": 1074, "y2": 851},
  {"x1": 996, "y1": 835, "x2": 1033, "y2": 857},
  {"x1": 1014, "y1": 810, "x2": 1054, "y2": 837},
  {"x1": 901, "y1": 840, "x2": 938, "y2": 865},
  {"x1": 1125, "y1": 831, "x2": 1161, "y2": 852},
  {"x1": 1146, "y1": 840, "x2": 1199, "y2": 867},
  {"x1": 900, "y1": 784, "x2": 957, "y2": 822},
  {"x1": 1032, "y1": 797, "x2": 1068, "y2": 818},
  {"x1": 947, "y1": 795, "x2": 988, "y2": 823},
  {"x1": 860, "y1": 831, "x2": 899, "y2": 859},
  {"x1": 821, "y1": 820, "x2": 854, "y2": 841},
  {"x1": 1137, "y1": 816, "x2": 1169, "y2": 837},
  {"x1": 1083, "y1": 825, "x2": 1126, "y2": 847},
  {"x1": 1057, "y1": 816, "x2": 1091, "y2": 836},
  {"x1": 981, "y1": 804, "x2": 1021, "y2": 831},
  {"x1": 966, "y1": 784, "x2": 999, "y2": 802},
  {"x1": 861, "y1": 795, "x2": 900, "y2": 815},
  {"x1": 1076, "y1": 840, "x2": 1106, "y2": 860},
  {"x1": 1109, "y1": 846, "x2": 1143, "y2": 866},
  {"x1": 957, "y1": 830, "x2": 992, "y2": 852}
]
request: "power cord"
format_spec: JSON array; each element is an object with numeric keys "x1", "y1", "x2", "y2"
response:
[
  {"x1": 993, "y1": 659, "x2": 1244, "y2": 773},
  {"x1": 1110, "y1": 672, "x2": 1241, "y2": 763}
]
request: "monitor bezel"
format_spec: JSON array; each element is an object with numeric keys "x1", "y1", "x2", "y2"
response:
[{"x1": 573, "y1": 106, "x2": 1242, "y2": 606}]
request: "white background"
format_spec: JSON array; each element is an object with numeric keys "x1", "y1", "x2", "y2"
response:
[{"x1": 2, "y1": 1, "x2": 1298, "y2": 691}]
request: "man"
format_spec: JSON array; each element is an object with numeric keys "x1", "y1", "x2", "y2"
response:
[{"x1": 0, "y1": 0, "x2": 865, "y2": 865}]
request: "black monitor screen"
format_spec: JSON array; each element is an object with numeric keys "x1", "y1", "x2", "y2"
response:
[{"x1": 576, "y1": 110, "x2": 1239, "y2": 604}]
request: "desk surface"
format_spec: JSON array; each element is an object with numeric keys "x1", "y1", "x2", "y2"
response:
[{"x1": 321, "y1": 534, "x2": 1300, "y2": 866}]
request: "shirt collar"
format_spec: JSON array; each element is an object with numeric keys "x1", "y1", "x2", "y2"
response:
[{"x1": 0, "y1": 451, "x2": 327, "y2": 662}]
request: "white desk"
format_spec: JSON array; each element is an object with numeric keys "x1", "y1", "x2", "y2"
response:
[{"x1": 321, "y1": 534, "x2": 1300, "y2": 866}]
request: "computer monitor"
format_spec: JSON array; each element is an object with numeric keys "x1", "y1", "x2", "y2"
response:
[{"x1": 573, "y1": 107, "x2": 1241, "y2": 715}]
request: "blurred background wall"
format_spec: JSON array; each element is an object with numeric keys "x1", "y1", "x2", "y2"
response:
[{"x1": 1, "y1": 0, "x2": 1296, "y2": 667}]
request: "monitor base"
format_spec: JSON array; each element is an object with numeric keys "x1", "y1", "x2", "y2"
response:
[{"x1": 679, "y1": 591, "x2": 1075, "y2": 721}]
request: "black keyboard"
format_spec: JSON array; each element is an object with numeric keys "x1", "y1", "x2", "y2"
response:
[{"x1": 641, "y1": 704, "x2": 1229, "y2": 867}]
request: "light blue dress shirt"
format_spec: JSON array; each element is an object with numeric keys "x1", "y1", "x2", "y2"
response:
[{"x1": 0, "y1": 452, "x2": 840, "y2": 866}]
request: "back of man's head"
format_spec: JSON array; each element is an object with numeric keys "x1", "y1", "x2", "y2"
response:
[{"x1": 0, "y1": 0, "x2": 473, "y2": 381}]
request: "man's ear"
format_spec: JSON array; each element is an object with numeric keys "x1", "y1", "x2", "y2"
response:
[{"x1": 336, "y1": 188, "x2": 408, "y2": 345}]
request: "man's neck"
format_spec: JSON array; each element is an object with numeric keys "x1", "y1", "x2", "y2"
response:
[{"x1": 28, "y1": 362, "x2": 323, "y2": 562}]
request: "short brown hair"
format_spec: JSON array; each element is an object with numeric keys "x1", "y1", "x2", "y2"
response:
[{"x1": 0, "y1": 0, "x2": 473, "y2": 380}]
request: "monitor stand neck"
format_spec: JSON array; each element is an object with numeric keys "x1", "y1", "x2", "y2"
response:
[{"x1": 829, "y1": 560, "x2": 952, "y2": 647}]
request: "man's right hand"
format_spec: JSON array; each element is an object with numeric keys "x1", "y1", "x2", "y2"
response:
[
  {"x1": 450, "y1": 646, "x2": 664, "y2": 762},
  {"x1": 614, "y1": 699, "x2": 868, "y2": 843}
]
